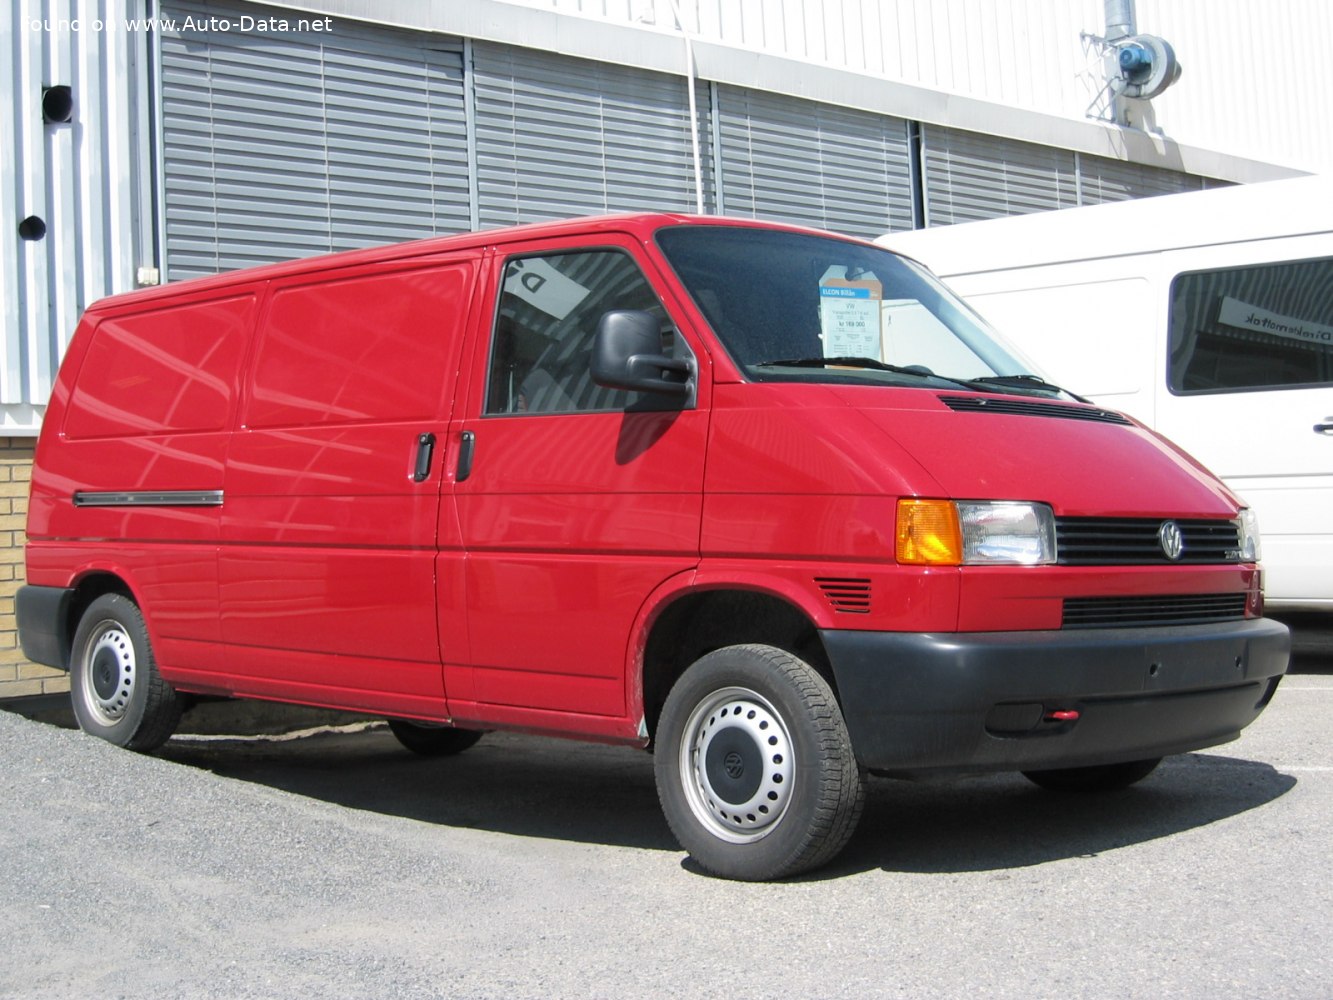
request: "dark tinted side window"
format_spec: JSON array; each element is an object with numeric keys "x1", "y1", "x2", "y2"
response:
[
  {"x1": 1168, "y1": 257, "x2": 1333, "y2": 393},
  {"x1": 485, "y1": 249, "x2": 669, "y2": 414}
]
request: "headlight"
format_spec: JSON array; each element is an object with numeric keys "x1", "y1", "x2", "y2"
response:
[
  {"x1": 896, "y1": 499, "x2": 1056, "y2": 566},
  {"x1": 1236, "y1": 507, "x2": 1262, "y2": 563}
]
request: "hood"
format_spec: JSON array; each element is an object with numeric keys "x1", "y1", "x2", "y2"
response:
[{"x1": 838, "y1": 388, "x2": 1241, "y2": 518}]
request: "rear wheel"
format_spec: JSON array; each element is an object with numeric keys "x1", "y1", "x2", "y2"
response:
[
  {"x1": 69, "y1": 593, "x2": 182, "y2": 752},
  {"x1": 387, "y1": 719, "x2": 483, "y2": 757},
  {"x1": 654, "y1": 644, "x2": 865, "y2": 881},
  {"x1": 1022, "y1": 757, "x2": 1162, "y2": 793}
]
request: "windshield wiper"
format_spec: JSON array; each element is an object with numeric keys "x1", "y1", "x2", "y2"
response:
[
  {"x1": 967, "y1": 374, "x2": 1087, "y2": 402},
  {"x1": 754, "y1": 356, "x2": 980, "y2": 391}
]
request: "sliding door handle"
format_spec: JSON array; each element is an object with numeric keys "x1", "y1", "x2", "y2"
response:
[
  {"x1": 456, "y1": 431, "x2": 476, "y2": 482},
  {"x1": 413, "y1": 433, "x2": 436, "y2": 482}
]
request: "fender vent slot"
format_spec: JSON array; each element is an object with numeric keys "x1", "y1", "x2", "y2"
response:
[
  {"x1": 816, "y1": 577, "x2": 872, "y2": 614},
  {"x1": 940, "y1": 395, "x2": 1131, "y2": 425}
]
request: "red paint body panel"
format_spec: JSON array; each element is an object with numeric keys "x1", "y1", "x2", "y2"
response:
[
  {"x1": 455, "y1": 406, "x2": 708, "y2": 718},
  {"x1": 703, "y1": 384, "x2": 941, "y2": 497},
  {"x1": 848, "y1": 391, "x2": 1241, "y2": 517},
  {"x1": 23, "y1": 212, "x2": 1281, "y2": 755},
  {"x1": 210, "y1": 259, "x2": 477, "y2": 713}
]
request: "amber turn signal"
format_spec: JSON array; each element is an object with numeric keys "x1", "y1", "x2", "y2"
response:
[{"x1": 896, "y1": 499, "x2": 963, "y2": 565}]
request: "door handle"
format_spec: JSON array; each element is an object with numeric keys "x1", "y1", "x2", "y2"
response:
[
  {"x1": 456, "y1": 431, "x2": 476, "y2": 482},
  {"x1": 413, "y1": 433, "x2": 436, "y2": 482},
  {"x1": 1315, "y1": 419, "x2": 1333, "y2": 435}
]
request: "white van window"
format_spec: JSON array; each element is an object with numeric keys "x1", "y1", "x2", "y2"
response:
[
  {"x1": 486, "y1": 250, "x2": 670, "y2": 414},
  {"x1": 1168, "y1": 257, "x2": 1333, "y2": 394}
]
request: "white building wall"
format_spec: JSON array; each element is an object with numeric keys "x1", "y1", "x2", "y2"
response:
[
  {"x1": 518, "y1": 0, "x2": 1333, "y2": 175},
  {"x1": 3, "y1": 0, "x2": 152, "y2": 432},
  {"x1": 1140, "y1": 0, "x2": 1333, "y2": 175}
]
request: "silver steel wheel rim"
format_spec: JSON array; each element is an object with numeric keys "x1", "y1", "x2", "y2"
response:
[
  {"x1": 82, "y1": 622, "x2": 136, "y2": 726},
  {"x1": 678, "y1": 686, "x2": 795, "y2": 845}
]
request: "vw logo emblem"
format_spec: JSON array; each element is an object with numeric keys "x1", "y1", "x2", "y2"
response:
[
  {"x1": 1158, "y1": 520, "x2": 1184, "y2": 561},
  {"x1": 723, "y1": 751, "x2": 746, "y2": 780}
]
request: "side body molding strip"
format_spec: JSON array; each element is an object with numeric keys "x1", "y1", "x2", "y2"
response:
[{"x1": 72, "y1": 490, "x2": 225, "y2": 508}]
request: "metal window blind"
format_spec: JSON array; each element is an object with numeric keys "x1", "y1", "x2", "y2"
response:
[
  {"x1": 716, "y1": 85, "x2": 913, "y2": 239},
  {"x1": 472, "y1": 41, "x2": 709, "y2": 229},
  {"x1": 159, "y1": 0, "x2": 469, "y2": 280}
]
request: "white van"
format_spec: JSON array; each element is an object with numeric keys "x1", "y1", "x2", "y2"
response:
[{"x1": 880, "y1": 177, "x2": 1333, "y2": 611}]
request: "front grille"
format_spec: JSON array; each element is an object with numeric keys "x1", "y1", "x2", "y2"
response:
[
  {"x1": 1062, "y1": 593, "x2": 1247, "y2": 629},
  {"x1": 939, "y1": 395, "x2": 1132, "y2": 425},
  {"x1": 1055, "y1": 517, "x2": 1241, "y2": 565}
]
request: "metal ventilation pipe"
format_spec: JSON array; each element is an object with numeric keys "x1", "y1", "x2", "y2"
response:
[{"x1": 1104, "y1": 0, "x2": 1137, "y2": 42}]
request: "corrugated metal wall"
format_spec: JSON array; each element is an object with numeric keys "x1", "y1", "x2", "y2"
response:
[
  {"x1": 522, "y1": 0, "x2": 1333, "y2": 175},
  {"x1": 3, "y1": 0, "x2": 151, "y2": 429}
]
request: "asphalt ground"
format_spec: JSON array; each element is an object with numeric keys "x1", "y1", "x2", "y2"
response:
[{"x1": 1, "y1": 616, "x2": 1329, "y2": 999}]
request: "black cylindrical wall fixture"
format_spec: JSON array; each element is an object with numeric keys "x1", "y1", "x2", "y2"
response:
[
  {"x1": 19, "y1": 216, "x2": 48, "y2": 241},
  {"x1": 42, "y1": 85, "x2": 74, "y2": 123}
]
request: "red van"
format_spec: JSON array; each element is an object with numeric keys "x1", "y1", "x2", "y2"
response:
[{"x1": 17, "y1": 214, "x2": 1288, "y2": 880}]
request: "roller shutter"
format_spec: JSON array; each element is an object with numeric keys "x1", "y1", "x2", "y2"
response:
[
  {"x1": 159, "y1": 0, "x2": 469, "y2": 280},
  {"x1": 472, "y1": 42, "x2": 709, "y2": 229},
  {"x1": 922, "y1": 124, "x2": 1211, "y2": 224},
  {"x1": 921, "y1": 125, "x2": 1079, "y2": 226},
  {"x1": 1077, "y1": 154, "x2": 1206, "y2": 204},
  {"x1": 715, "y1": 86, "x2": 914, "y2": 239}
]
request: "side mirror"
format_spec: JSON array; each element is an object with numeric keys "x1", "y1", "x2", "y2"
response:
[{"x1": 591, "y1": 310, "x2": 695, "y2": 402}]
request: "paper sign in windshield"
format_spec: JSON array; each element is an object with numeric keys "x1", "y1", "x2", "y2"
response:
[{"x1": 820, "y1": 279, "x2": 883, "y2": 358}]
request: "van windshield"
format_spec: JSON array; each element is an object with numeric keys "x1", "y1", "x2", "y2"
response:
[{"x1": 656, "y1": 224, "x2": 1055, "y2": 395}]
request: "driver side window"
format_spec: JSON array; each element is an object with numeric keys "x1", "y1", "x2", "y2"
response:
[{"x1": 486, "y1": 249, "x2": 669, "y2": 414}]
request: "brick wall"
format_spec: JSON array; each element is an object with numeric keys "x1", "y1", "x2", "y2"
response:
[{"x1": 0, "y1": 438, "x2": 67, "y2": 700}]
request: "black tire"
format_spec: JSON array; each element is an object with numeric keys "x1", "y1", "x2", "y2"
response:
[
  {"x1": 1022, "y1": 757, "x2": 1162, "y2": 793},
  {"x1": 654, "y1": 644, "x2": 865, "y2": 881},
  {"x1": 387, "y1": 718, "x2": 484, "y2": 757},
  {"x1": 69, "y1": 593, "x2": 182, "y2": 752}
]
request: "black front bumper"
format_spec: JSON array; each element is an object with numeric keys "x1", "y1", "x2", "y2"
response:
[{"x1": 822, "y1": 618, "x2": 1290, "y2": 774}]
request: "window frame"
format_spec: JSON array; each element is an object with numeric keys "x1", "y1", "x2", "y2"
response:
[
  {"x1": 482, "y1": 243, "x2": 684, "y2": 417},
  {"x1": 1166, "y1": 254, "x2": 1333, "y2": 397}
]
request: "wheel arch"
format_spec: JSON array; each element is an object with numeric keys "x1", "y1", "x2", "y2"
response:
[
  {"x1": 55, "y1": 570, "x2": 141, "y2": 670},
  {"x1": 637, "y1": 583, "x2": 837, "y2": 744}
]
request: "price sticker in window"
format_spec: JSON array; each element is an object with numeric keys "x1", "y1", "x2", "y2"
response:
[{"x1": 819, "y1": 276, "x2": 883, "y2": 359}]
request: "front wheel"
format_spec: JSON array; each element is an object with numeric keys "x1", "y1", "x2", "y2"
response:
[
  {"x1": 1022, "y1": 757, "x2": 1162, "y2": 793},
  {"x1": 69, "y1": 593, "x2": 182, "y2": 752},
  {"x1": 654, "y1": 644, "x2": 865, "y2": 881}
]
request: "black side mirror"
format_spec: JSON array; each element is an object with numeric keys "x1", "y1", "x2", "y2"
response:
[{"x1": 591, "y1": 310, "x2": 695, "y2": 402}]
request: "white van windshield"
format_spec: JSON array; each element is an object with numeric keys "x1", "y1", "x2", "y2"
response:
[{"x1": 657, "y1": 225, "x2": 1056, "y2": 395}]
